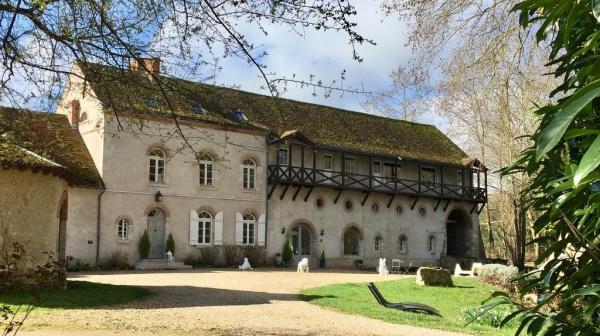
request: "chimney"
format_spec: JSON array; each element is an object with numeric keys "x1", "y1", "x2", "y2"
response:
[
  {"x1": 68, "y1": 100, "x2": 80, "y2": 128},
  {"x1": 129, "y1": 57, "x2": 160, "y2": 76}
]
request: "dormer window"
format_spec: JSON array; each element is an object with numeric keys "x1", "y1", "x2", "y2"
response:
[
  {"x1": 144, "y1": 97, "x2": 159, "y2": 108},
  {"x1": 232, "y1": 109, "x2": 248, "y2": 121},
  {"x1": 191, "y1": 103, "x2": 207, "y2": 114}
]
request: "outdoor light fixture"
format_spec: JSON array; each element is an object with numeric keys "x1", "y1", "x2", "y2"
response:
[
  {"x1": 320, "y1": 229, "x2": 325, "y2": 236},
  {"x1": 155, "y1": 191, "x2": 163, "y2": 202},
  {"x1": 281, "y1": 227, "x2": 286, "y2": 234}
]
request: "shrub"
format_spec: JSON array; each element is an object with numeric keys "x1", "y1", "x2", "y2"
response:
[
  {"x1": 138, "y1": 230, "x2": 150, "y2": 259},
  {"x1": 281, "y1": 241, "x2": 293, "y2": 266},
  {"x1": 100, "y1": 251, "x2": 130, "y2": 271},
  {"x1": 461, "y1": 305, "x2": 519, "y2": 328},
  {"x1": 222, "y1": 244, "x2": 240, "y2": 266},
  {"x1": 65, "y1": 257, "x2": 91, "y2": 272},
  {"x1": 199, "y1": 247, "x2": 218, "y2": 266},
  {"x1": 244, "y1": 246, "x2": 266, "y2": 267},
  {"x1": 479, "y1": 264, "x2": 519, "y2": 290},
  {"x1": 165, "y1": 232, "x2": 175, "y2": 253},
  {"x1": 184, "y1": 252, "x2": 203, "y2": 268}
]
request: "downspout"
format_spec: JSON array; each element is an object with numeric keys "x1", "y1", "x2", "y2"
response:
[
  {"x1": 264, "y1": 133, "x2": 269, "y2": 265},
  {"x1": 96, "y1": 188, "x2": 106, "y2": 265}
]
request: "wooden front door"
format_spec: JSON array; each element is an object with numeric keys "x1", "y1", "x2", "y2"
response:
[{"x1": 147, "y1": 209, "x2": 166, "y2": 259}]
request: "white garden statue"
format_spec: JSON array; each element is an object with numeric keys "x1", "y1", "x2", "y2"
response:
[
  {"x1": 239, "y1": 257, "x2": 253, "y2": 270},
  {"x1": 166, "y1": 250, "x2": 175, "y2": 262},
  {"x1": 297, "y1": 258, "x2": 310, "y2": 272},
  {"x1": 378, "y1": 258, "x2": 389, "y2": 276}
]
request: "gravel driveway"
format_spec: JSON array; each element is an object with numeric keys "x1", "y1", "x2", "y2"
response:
[{"x1": 19, "y1": 269, "x2": 464, "y2": 336}]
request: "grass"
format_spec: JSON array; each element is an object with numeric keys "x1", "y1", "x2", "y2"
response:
[
  {"x1": 0, "y1": 280, "x2": 151, "y2": 311},
  {"x1": 300, "y1": 277, "x2": 517, "y2": 336}
]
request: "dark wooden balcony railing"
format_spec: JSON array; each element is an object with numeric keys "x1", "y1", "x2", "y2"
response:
[{"x1": 267, "y1": 165, "x2": 487, "y2": 203}]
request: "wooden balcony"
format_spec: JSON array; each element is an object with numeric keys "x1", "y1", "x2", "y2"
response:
[{"x1": 267, "y1": 165, "x2": 487, "y2": 203}]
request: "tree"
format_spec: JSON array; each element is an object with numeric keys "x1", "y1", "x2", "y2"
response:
[
  {"x1": 138, "y1": 230, "x2": 150, "y2": 259},
  {"x1": 0, "y1": 0, "x2": 372, "y2": 110},
  {"x1": 494, "y1": 1, "x2": 600, "y2": 334},
  {"x1": 166, "y1": 233, "x2": 175, "y2": 254},
  {"x1": 374, "y1": 0, "x2": 558, "y2": 267}
]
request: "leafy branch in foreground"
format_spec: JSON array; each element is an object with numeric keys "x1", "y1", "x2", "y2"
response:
[{"x1": 497, "y1": 0, "x2": 600, "y2": 334}]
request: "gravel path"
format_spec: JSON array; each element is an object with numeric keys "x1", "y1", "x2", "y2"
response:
[{"x1": 19, "y1": 269, "x2": 465, "y2": 336}]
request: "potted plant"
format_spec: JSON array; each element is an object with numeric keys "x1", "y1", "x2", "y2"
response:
[
  {"x1": 282, "y1": 241, "x2": 293, "y2": 267},
  {"x1": 319, "y1": 250, "x2": 326, "y2": 268},
  {"x1": 273, "y1": 252, "x2": 282, "y2": 266},
  {"x1": 139, "y1": 230, "x2": 151, "y2": 259},
  {"x1": 166, "y1": 232, "x2": 175, "y2": 253}
]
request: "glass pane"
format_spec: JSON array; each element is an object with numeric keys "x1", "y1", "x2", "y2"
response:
[
  {"x1": 300, "y1": 225, "x2": 310, "y2": 255},
  {"x1": 290, "y1": 227, "x2": 299, "y2": 255}
]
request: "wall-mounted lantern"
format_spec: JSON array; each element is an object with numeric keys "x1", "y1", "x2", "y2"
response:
[
  {"x1": 281, "y1": 227, "x2": 286, "y2": 235},
  {"x1": 320, "y1": 229, "x2": 325, "y2": 236},
  {"x1": 155, "y1": 191, "x2": 163, "y2": 202}
]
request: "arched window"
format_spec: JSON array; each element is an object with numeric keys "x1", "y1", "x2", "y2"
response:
[
  {"x1": 149, "y1": 148, "x2": 166, "y2": 183},
  {"x1": 199, "y1": 154, "x2": 214, "y2": 186},
  {"x1": 198, "y1": 212, "x2": 212, "y2": 244},
  {"x1": 428, "y1": 234, "x2": 436, "y2": 253},
  {"x1": 343, "y1": 226, "x2": 361, "y2": 256},
  {"x1": 242, "y1": 214, "x2": 256, "y2": 245},
  {"x1": 374, "y1": 235, "x2": 383, "y2": 252},
  {"x1": 399, "y1": 234, "x2": 408, "y2": 254},
  {"x1": 242, "y1": 159, "x2": 256, "y2": 190},
  {"x1": 117, "y1": 218, "x2": 130, "y2": 241}
]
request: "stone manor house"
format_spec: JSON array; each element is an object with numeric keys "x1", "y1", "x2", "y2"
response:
[{"x1": 0, "y1": 58, "x2": 487, "y2": 269}]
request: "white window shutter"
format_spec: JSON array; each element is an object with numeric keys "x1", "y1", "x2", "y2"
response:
[
  {"x1": 214, "y1": 211, "x2": 224, "y2": 246},
  {"x1": 257, "y1": 214, "x2": 266, "y2": 246},
  {"x1": 189, "y1": 210, "x2": 199, "y2": 246},
  {"x1": 235, "y1": 212, "x2": 243, "y2": 245}
]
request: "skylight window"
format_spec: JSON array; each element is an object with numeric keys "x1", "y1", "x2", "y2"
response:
[
  {"x1": 191, "y1": 102, "x2": 207, "y2": 114},
  {"x1": 232, "y1": 109, "x2": 248, "y2": 122},
  {"x1": 144, "y1": 97, "x2": 159, "y2": 108}
]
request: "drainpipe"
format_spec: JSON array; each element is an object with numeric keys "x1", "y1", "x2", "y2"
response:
[
  {"x1": 95, "y1": 188, "x2": 106, "y2": 265},
  {"x1": 264, "y1": 133, "x2": 269, "y2": 265}
]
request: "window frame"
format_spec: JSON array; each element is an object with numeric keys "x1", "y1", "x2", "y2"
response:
[
  {"x1": 323, "y1": 153, "x2": 333, "y2": 171},
  {"x1": 277, "y1": 147, "x2": 289, "y2": 166},
  {"x1": 343, "y1": 226, "x2": 361, "y2": 256},
  {"x1": 148, "y1": 148, "x2": 166, "y2": 184},
  {"x1": 199, "y1": 154, "x2": 214, "y2": 187},
  {"x1": 242, "y1": 214, "x2": 256, "y2": 245},
  {"x1": 197, "y1": 211, "x2": 213, "y2": 245},
  {"x1": 374, "y1": 235, "x2": 383, "y2": 252},
  {"x1": 399, "y1": 234, "x2": 408, "y2": 254},
  {"x1": 242, "y1": 159, "x2": 256, "y2": 190},
  {"x1": 420, "y1": 166, "x2": 436, "y2": 187},
  {"x1": 117, "y1": 218, "x2": 130, "y2": 241},
  {"x1": 427, "y1": 234, "x2": 436, "y2": 254},
  {"x1": 344, "y1": 157, "x2": 358, "y2": 177}
]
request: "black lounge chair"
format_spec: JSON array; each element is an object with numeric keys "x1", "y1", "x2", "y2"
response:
[{"x1": 367, "y1": 282, "x2": 441, "y2": 316}]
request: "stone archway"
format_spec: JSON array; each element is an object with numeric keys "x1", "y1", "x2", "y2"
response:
[{"x1": 446, "y1": 208, "x2": 472, "y2": 257}]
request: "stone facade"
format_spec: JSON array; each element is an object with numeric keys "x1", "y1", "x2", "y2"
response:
[
  {"x1": 0, "y1": 169, "x2": 67, "y2": 269},
  {"x1": 49, "y1": 61, "x2": 486, "y2": 268}
]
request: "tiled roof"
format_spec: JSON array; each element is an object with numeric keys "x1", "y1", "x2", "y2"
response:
[
  {"x1": 0, "y1": 107, "x2": 103, "y2": 187},
  {"x1": 78, "y1": 61, "x2": 470, "y2": 166}
]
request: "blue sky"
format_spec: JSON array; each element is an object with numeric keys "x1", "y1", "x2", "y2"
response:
[{"x1": 199, "y1": 1, "x2": 445, "y2": 129}]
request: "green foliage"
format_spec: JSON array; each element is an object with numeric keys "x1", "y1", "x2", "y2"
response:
[
  {"x1": 281, "y1": 240, "x2": 293, "y2": 265},
  {"x1": 0, "y1": 281, "x2": 150, "y2": 310},
  {"x1": 99, "y1": 251, "x2": 130, "y2": 271},
  {"x1": 461, "y1": 305, "x2": 520, "y2": 328},
  {"x1": 301, "y1": 277, "x2": 516, "y2": 336},
  {"x1": 165, "y1": 232, "x2": 175, "y2": 253},
  {"x1": 65, "y1": 257, "x2": 91, "y2": 272},
  {"x1": 138, "y1": 230, "x2": 150, "y2": 259},
  {"x1": 499, "y1": 1, "x2": 600, "y2": 334}
]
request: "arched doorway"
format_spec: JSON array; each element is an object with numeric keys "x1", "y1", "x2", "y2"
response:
[
  {"x1": 288, "y1": 223, "x2": 312, "y2": 264},
  {"x1": 343, "y1": 226, "x2": 362, "y2": 256},
  {"x1": 147, "y1": 208, "x2": 166, "y2": 259},
  {"x1": 446, "y1": 209, "x2": 472, "y2": 257},
  {"x1": 57, "y1": 194, "x2": 68, "y2": 261}
]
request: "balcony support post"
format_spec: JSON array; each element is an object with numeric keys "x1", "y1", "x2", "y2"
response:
[
  {"x1": 434, "y1": 198, "x2": 442, "y2": 212},
  {"x1": 341, "y1": 151, "x2": 346, "y2": 186},
  {"x1": 484, "y1": 168, "x2": 488, "y2": 201},
  {"x1": 387, "y1": 194, "x2": 396, "y2": 208},
  {"x1": 300, "y1": 144, "x2": 305, "y2": 182},
  {"x1": 304, "y1": 187, "x2": 314, "y2": 202},
  {"x1": 361, "y1": 192, "x2": 371, "y2": 206},
  {"x1": 267, "y1": 184, "x2": 277, "y2": 200},
  {"x1": 280, "y1": 184, "x2": 290, "y2": 200},
  {"x1": 312, "y1": 149, "x2": 317, "y2": 183},
  {"x1": 292, "y1": 185, "x2": 302, "y2": 201},
  {"x1": 368, "y1": 156, "x2": 372, "y2": 189},
  {"x1": 443, "y1": 200, "x2": 451, "y2": 212},
  {"x1": 418, "y1": 161, "x2": 422, "y2": 194},
  {"x1": 334, "y1": 189, "x2": 343, "y2": 204},
  {"x1": 440, "y1": 166, "x2": 444, "y2": 197},
  {"x1": 410, "y1": 196, "x2": 419, "y2": 210}
]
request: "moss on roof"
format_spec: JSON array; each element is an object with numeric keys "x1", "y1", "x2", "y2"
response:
[
  {"x1": 0, "y1": 107, "x2": 103, "y2": 187},
  {"x1": 79, "y1": 62, "x2": 469, "y2": 165}
]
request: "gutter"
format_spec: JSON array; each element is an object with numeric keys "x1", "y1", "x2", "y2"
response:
[{"x1": 95, "y1": 187, "x2": 106, "y2": 265}]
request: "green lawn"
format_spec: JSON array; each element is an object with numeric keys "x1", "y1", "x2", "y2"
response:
[
  {"x1": 0, "y1": 280, "x2": 151, "y2": 311},
  {"x1": 300, "y1": 277, "x2": 516, "y2": 336}
]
